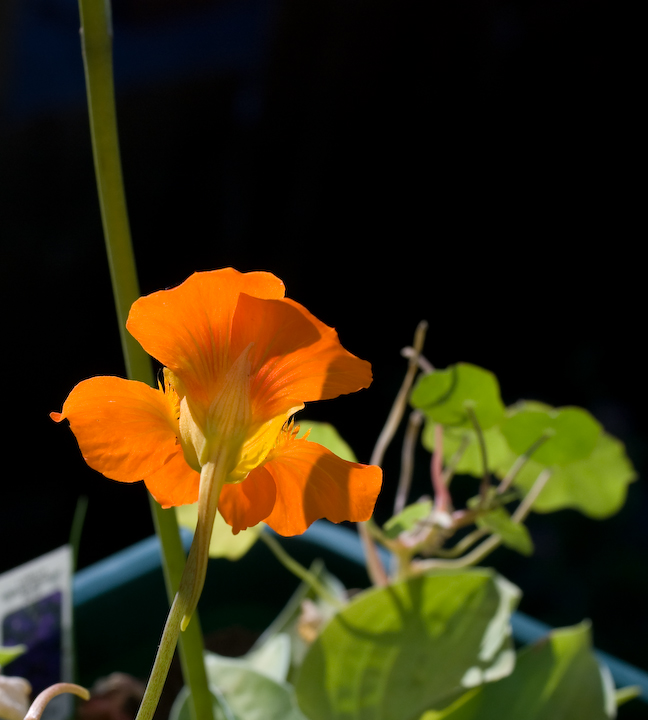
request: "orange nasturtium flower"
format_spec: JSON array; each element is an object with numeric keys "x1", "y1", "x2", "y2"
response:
[{"x1": 51, "y1": 268, "x2": 382, "y2": 540}]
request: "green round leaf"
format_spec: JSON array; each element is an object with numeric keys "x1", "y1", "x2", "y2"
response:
[
  {"x1": 296, "y1": 569, "x2": 520, "y2": 720},
  {"x1": 501, "y1": 404, "x2": 601, "y2": 466},
  {"x1": 507, "y1": 432, "x2": 637, "y2": 518},
  {"x1": 424, "y1": 622, "x2": 616, "y2": 720},
  {"x1": 411, "y1": 364, "x2": 505, "y2": 430}
]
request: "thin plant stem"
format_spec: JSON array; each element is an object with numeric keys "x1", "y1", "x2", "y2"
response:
[
  {"x1": 77, "y1": 2, "x2": 212, "y2": 719},
  {"x1": 136, "y1": 461, "x2": 227, "y2": 720},
  {"x1": 359, "y1": 321, "x2": 429, "y2": 586},
  {"x1": 497, "y1": 433, "x2": 551, "y2": 495},
  {"x1": 433, "y1": 527, "x2": 488, "y2": 558},
  {"x1": 134, "y1": 593, "x2": 186, "y2": 720},
  {"x1": 25, "y1": 684, "x2": 90, "y2": 720},
  {"x1": 393, "y1": 410, "x2": 424, "y2": 516},
  {"x1": 466, "y1": 406, "x2": 490, "y2": 500},
  {"x1": 69, "y1": 495, "x2": 88, "y2": 573},
  {"x1": 431, "y1": 424, "x2": 452, "y2": 514},
  {"x1": 400, "y1": 347, "x2": 435, "y2": 374},
  {"x1": 370, "y1": 321, "x2": 428, "y2": 469},
  {"x1": 259, "y1": 532, "x2": 344, "y2": 610},
  {"x1": 411, "y1": 469, "x2": 552, "y2": 573},
  {"x1": 441, "y1": 433, "x2": 471, "y2": 486},
  {"x1": 510, "y1": 468, "x2": 552, "y2": 522}
]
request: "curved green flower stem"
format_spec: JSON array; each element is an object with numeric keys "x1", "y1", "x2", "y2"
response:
[
  {"x1": 259, "y1": 532, "x2": 344, "y2": 610},
  {"x1": 136, "y1": 460, "x2": 227, "y2": 720},
  {"x1": 180, "y1": 458, "x2": 228, "y2": 631},
  {"x1": 149, "y1": 501, "x2": 212, "y2": 712},
  {"x1": 77, "y1": 2, "x2": 213, "y2": 720}
]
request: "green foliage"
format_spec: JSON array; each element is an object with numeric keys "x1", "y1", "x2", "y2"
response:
[
  {"x1": 411, "y1": 364, "x2": 505, "y2": 430},
  {"x1": 383, "y1": 500, "x2": 433, "y2": 539},
  {"x1": 422, "y1": 424, "x2": 512, "y2": 476},
  {"x1": 510, "y1": 432, "x2": 638, "y2": 517},
  {"x1": 295, "y1": 569, "x2": 520, "y2": 720},
  {"x1": 475, "y1": 507, "x2": 534, "y2": 556},
  {"x1": 501, "y1": 403, "x2": 602, "y2": 466},
  {"x1": 420, "y1": 622, "x2": 616, "y2": 720},
  {"x1": 297, "y1": 421, "x2": 358, "y2": 462},
  {"x1": 169, "y1": 635, "x2": 307, "y2": 720},
  {"x1": 417, "y1": 366, "x2": 636, "y2": 519}
]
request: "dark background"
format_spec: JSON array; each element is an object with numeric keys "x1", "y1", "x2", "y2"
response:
[{"x1": 1, "y1": 0, "x2": 644, "y2": 694}]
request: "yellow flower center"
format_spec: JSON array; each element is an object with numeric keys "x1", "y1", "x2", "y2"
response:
[{"x1": 164, "y1": 345, "x2": 303, "y2": 483}]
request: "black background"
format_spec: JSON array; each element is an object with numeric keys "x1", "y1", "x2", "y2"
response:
[{"x1": 1, "y1": 0, "x2": 644, "y2": 694}]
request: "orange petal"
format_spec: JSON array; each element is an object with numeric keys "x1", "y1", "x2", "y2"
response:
[
  {"x1": 232, "y1": 293, "x2": 373, "y2": 421},
  {"x1": 51, "y1": 376, "x2": 183, "y2": 484},
  {"x1": 260, "y1": 437, "x2": 382, "y2": 536},
  {"x1": 126, "y1": 268, "x2": 286, "y2": 409},
  {"x1": 144, "y1": 452, "x2": 200, "y2": 509},
  {"x1": 219, "y1": 467, "x2": 277, "y2": 534}
]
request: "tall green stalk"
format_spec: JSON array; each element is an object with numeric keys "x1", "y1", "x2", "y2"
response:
[{"x1": 77, "y1": 3, "x2": 213, "y2": 720}]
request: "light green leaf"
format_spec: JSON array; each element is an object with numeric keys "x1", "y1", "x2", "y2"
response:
[
  {"x1": 296, "y1": 421, "x2": 358, "y2": 462},
  {"x1": 176, "y1": 504, "x2": 264, "y2": 560},
  {"x1": 254, "y1": 561, "x2": 348, "y2": 678},
  {"x1": 475, "y1": 507, "x2": 534, "y2": 556},
  {"x1": 422, "y1": 424, "x2": 515, "y2": 478},
  {"x1": 504, "y1": 432, "x2": 637, "y2": 518},
  {"x1": 204, "y1": 633, "x2": 292, "y2": 684},
  {"x1": 501, "y1": 404, "x2": 601, "y2": 467},
  {"x1": 204, "y1": 638, "x2": 290, "y2": 685},
  {"x1": 0, "y1": 645, "x2": 26, "y2": 668},
  {"x1": 296, "y1": 569, "x2": 520, "y2": 720},
  {"x1": 411, "y1": 364, "x2": 505, "y2": 430},
  {"x1": 170, "y1": 642, "x2": 308, "y2": 720},
  {"x1": 423, "y1": 622, "x2": 617, "y2": 720},
  {"x1": 383, "y1": 500, "x2": 433, "y2": 539}
]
